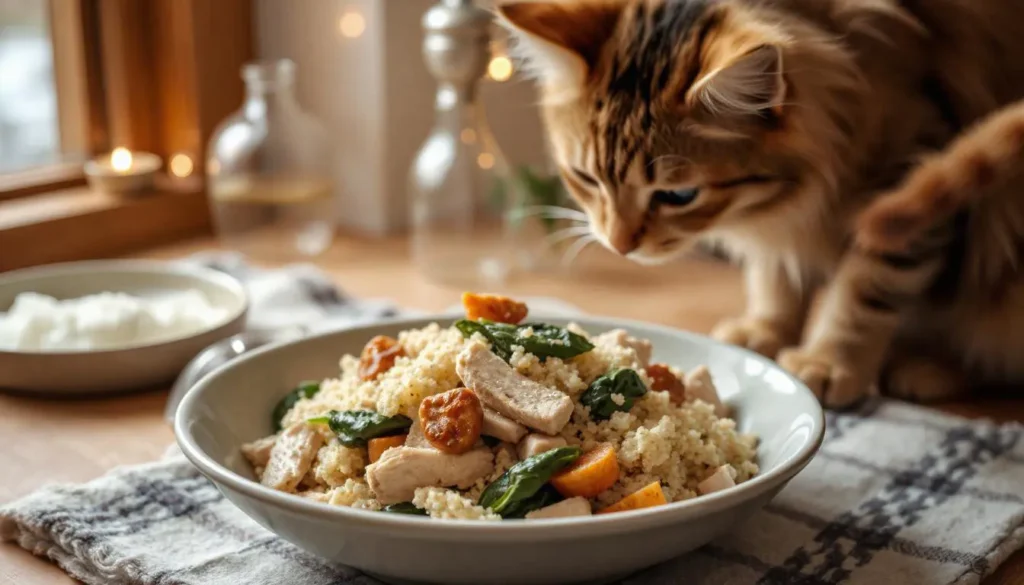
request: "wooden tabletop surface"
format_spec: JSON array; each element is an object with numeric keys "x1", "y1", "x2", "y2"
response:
[{"x1": 2, "y1": 233, "x2": 1022, "y2": 584}]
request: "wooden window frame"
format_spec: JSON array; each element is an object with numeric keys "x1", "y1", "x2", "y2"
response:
[{"x1": 0, "y1": 0, "x2": 253, "y2": 271}]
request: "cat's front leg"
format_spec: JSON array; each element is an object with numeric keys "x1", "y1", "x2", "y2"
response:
[
  {"x1": 711, "y1": 259, "x2": 809, "y2": 358},
  {"x1": 778, "y1": 244, "x2": 946, "y2": 408}
]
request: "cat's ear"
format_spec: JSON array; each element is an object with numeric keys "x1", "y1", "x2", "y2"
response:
[
  {"x1": 687, "y1": 44, "x2": 786, "y2": 119},
  {"x1": 497, "y1": 1, "x2": 621, "y2": 93}
]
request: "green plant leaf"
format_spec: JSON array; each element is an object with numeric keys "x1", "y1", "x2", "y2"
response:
[
  {"x1": 307, "y1": 410, "x2": 412, "y2": 447},
  {"x1": 580, "y1": 368, "x2": 648, "y2": 420},
  {"x1": 478, "y1": 446, "x2": 581, "y2": 516},
  {"x1": 272, "y1": 380, "x2": 321, "y2": 432},
  {"x1": 454, "y1": 319, "x2": 594, "y2": 362}
]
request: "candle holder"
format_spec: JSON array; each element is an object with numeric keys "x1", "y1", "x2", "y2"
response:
[{"x1": 84, "y1": 148, "x2": 162, "y2": 195}]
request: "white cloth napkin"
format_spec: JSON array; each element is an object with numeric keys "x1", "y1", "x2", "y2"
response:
[{"x1": 2, "y1": 257, "x2": 1023, "y2": 585}]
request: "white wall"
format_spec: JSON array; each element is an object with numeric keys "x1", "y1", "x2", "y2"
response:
[{"x1": 255, "y1": 0, "x2": 548, "y2": 235}]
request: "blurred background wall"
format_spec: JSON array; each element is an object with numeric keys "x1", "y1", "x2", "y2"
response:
[{"x1": 254, "y1": 0, "x2": 549, "y2": 235}]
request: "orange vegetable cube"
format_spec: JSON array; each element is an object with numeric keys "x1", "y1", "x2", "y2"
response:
[
  {"x1": 597, "y1": 481, "x2": 667, "y2": 514},
  {"x1": 550, "y1": 443, "x2": 620, "y2": 498},
  {"x1": 368, "y1": 435, "x2": 407, "y2": 463}
]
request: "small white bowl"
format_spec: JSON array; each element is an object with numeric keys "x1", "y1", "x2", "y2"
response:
[
  {"x1": 175, "y1": 316, "x2": 824, "y2": 585},
  {"x1": 0, "y1": 260, "x2": 248, "y2": 394}
]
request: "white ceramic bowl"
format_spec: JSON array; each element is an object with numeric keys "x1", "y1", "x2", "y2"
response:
[
  {"x1": 0, "y1": 260, "x2": 248, "y2": 394},
  {"x1": 175, "y1": 316, "x2": 824, "y2": 585}
]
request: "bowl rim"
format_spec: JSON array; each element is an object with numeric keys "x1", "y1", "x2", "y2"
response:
[
  {"x1": 175, "y1": 314, "x2": 825, "y2": 538},
  {"x1": 0, "y1": 259, "x2": 249, "y2": 356}
]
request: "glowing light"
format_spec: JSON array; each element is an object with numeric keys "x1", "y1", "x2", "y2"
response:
[
  {"x1": 339, "y1": 11, "x2": 366, "y2": 38},
  {"x1": 111, "y1": 147, "x2": 133, "y2": 173},
  {"x1": 487, "y1": 56, "x2": 513, "y2": 82},
  {"x1": 460, "y1": 128, "x2": 477, "y2": 144},
  {"x1": 169, "y1": 153, "x2": 194, "y2": 178},
  {"x1": 477, "y1": 153, "x2": 495, "y2": 169}
]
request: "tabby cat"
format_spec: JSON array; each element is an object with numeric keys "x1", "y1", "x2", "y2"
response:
[{"x1": 498, "y1": 0, "x2": 1024, "y2": 407}]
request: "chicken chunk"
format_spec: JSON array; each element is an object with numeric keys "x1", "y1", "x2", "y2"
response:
[
  {"x1": 698, "y1": 464, "x2": 736, "y2": 495},
  {"x1": 525, "y1": 496, "x2": 592, "y2": 519},
  {"x1": 365, "y1": 446, "x2": 495, "y2": 504},
  {"x1": 517, "y1": 433, "x2": 568, "y2": 460},
  {"x1": 261, "y1": 423, "x2": 324, "y2": 493},
  {"x1": 594, "y1": 329, "x2": 652, "y2": 368},
  {"x1": 456, "y1": 343, "x2": 574, "y2": 435},
  {"x1": 241, "y1": 434, "x2": 277, "y2": 470},
  {"x1": 684, "y1": 366, "x2": 729, "y2": 418},
  {"x1": 482, "y1": 407, "x2": 528, "y2": 443}
]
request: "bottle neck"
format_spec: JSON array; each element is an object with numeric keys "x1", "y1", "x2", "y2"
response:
[
  {"x1": 244, "y1": 83, "x2": 299, "y2": 120},
  {"x1": 435, "y1": 83, "x2": 482, "y2": 129}
]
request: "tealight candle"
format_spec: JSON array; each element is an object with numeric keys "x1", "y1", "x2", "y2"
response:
[{"x1": 84, "y1": 147, "x2": 162, "y2": 194}]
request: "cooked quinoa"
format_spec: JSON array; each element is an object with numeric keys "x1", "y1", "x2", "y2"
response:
[{"x1": 244, "y1": 302, "x2": 759, "y2": 521}]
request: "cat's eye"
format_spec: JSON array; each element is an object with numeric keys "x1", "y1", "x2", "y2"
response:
[
  {"x1": 652, "y1": 187, "x2": 699, "y2": 207},
  {"x1": 571, "y1": 168, "x2": 599, "y2": 187}
]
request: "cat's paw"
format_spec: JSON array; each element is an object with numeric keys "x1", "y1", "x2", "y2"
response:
[
  {"x1": 711, "y1": 317, "x2": 791, "y2": 358},
  {"x1": 777, "y1": 347, "x2": 871, "y2": 409},
  {"x1": 883, "y1": 356, "x2": 967, "y2": 403}
]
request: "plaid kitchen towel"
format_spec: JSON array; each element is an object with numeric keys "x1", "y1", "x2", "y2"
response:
[{"x1": 3, "y1": 257, "x2": 1024, "y2": 585}]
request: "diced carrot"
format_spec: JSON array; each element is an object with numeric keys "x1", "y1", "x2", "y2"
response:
[
  {"x1": 368, "y1": 435, "x2": 407, "y2": 463},
  {"x1": 597, "y1": 481, "x2": 667, "y2": 514},
  {"x1": 550, "y1": 443, "x2": 620, "y2": 498},
  {"x1": 461, "y1": 292, "x2": 528, "y2": 324}
]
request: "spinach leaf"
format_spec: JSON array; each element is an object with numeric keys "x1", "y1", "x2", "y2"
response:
[
  {"x1": 479, "y1": 446, "x2": 581, "y2": 516},
  {"x1": 580, "y1": 368, "x2": 647, "y2": 420},
  {"x1": 501, "y1": 484, "x2": 563, "y2": 519},
  {"x1": 455, "y1": 319, "x2": 594, "y2": 362},
  {"x1": 307, "y1": 410, "x2": 412, "y2": 447},
  {"x1": 381, "y1": 502, "x2": 428, "y2": 516},
  {"x1": 272, "y1": 380, "x2": 321, "y2": 431}
]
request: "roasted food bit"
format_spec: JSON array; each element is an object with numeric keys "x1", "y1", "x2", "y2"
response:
[
  {"x1": 647, "y1": 363, "x2": 686, "y2": 404},
  {"x1": 418, "y1": 388, "x2": 484, "y2": 454},
  {"x1": 462, "y1": 292, "x2": 528, "y2": 324},
  {"x1": 358, "y1": 335, "x2": 406, "y2": 381}
]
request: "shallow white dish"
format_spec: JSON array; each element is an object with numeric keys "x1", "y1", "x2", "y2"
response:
[
  {"x1": 0, "y1": 260, "x2": 247, "y2": 394},
  {"x1": 175, "y1": 315, "x2": 824, "y2": 585}
]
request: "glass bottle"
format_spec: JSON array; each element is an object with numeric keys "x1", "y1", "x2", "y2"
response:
[
  {"x1": 409, "y1": 0, "x2": 520, "y2": 287},
  {"x1": 207, "y1": 59, "x2": 336, "y2": 263}
]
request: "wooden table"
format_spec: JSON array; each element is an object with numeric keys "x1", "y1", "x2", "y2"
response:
[{"x1": 2, "y1": 234, "x2": 1022, "y2": 584}]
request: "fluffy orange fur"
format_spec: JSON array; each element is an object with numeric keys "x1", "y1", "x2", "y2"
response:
[{"x1": 500, "y1": 0, "x2": 1024, "y2": 407}]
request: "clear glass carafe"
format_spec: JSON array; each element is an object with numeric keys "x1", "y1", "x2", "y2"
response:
[
  {"x1": 207, "y1": 59, "x2": 335, "y2": 262},
  {"x1": 409, "y1": 0, "x2": 519, "y2": 287}
]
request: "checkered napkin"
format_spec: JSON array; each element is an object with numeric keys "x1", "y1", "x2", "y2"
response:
[{"x1": 3, "y1": 257, "x2": 1024, "y2": 585}]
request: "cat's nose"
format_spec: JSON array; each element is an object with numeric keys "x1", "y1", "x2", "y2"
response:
[{"x1": 607, "y1": 225, "x2": 640, "y2": 255}]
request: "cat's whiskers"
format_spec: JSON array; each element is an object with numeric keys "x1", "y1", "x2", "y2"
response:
[
  {"x1": 561, "y1": 234, "x2": 597, "y2": 267},
  {"x1": 545, "y1": 225, "x2": 593, "y2": 246},
  {"x1": 510, "y1": 205, "x2": 588, "y2": 222}
]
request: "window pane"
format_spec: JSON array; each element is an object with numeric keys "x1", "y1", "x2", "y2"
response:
[{"x1": 0, "y1": 0, "x2": 59, "y2": 174}]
